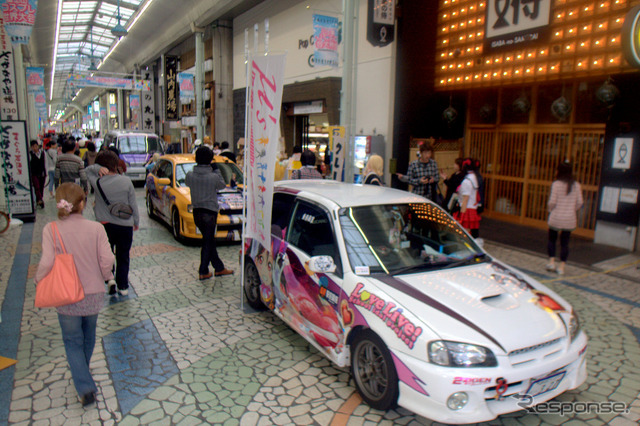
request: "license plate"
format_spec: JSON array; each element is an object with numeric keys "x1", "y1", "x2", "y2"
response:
[{"x1": 525, "y1": 370, "x2": 566, "y2": 397}]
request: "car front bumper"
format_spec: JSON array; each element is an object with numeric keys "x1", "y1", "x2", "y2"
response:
[{"x1": 393, "y1": 332, "x2": 588, "y2": 424}]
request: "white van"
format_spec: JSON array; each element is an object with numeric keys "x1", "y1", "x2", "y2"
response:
[{"x1": 103, "y1": 131, "x2": 164, "y2": 183}]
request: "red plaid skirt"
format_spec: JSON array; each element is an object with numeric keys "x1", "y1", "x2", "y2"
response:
[{"x1": 453, "y1": 208, "x2": 481, "y2": 230}]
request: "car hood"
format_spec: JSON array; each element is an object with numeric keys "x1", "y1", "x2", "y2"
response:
[{"x1": 370, "y1": 261, "x2": 570, "y2": 354}]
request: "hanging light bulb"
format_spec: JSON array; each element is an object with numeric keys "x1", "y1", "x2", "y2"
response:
[
  {"x1": 442, "y1": 95, "x2": 458, "y2": 125},
  {"x1": 595, "y1": 78, "x2": 619, "y2": 107},
  {"x1": 513, "y1": 93, "x2": 531, "y2": 114},
  {"x1": 551, "y1": 96, "x2": 572, "y2": 121},
  {"x1": 111, "y1": 0, "x2": 128, "y2": 37}
]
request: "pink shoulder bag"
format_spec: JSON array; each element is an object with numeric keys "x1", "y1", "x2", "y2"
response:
[{"x1": 34, "y1": 222, "x2": 85, "y2": 308}]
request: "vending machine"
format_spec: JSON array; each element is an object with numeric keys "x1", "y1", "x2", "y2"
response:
[{"x1": 353, "y1": 135, "x2": 385, "y2": 183}]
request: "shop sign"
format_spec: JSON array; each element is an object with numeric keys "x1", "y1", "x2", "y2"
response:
[
  {"x1": 293, "y1": 100, "x2": 323, "y2": 115},
  {"x1": 141, "y1": 68, "x2": 155, "y2": 132},
  {"x1": 0, "y1": 120, "x2": 33, "y2": 215},
  {"x1": 1, "y1": 0, "x2": 38, "y2": 45},
  {"x1": 484, "y1": 0, "x2": 551, "y2": 51},
  {"x1": 367, "y1": 0, "x2": 395, "y2": 47},
  {"x1": 313, "y1": 14, "x2": 339, "y2": 68},
  {"x1": 622, "y1": 5, "x2": 640, "y2": 68},
  {"x1": 68, "y1": 73, "x2": 151, "y2": 91},
  {"x1": 0, "y1": 15, "x2": 17, "y2": 120},
  {"x1": 165, "y1": 56, "x2": 178, "y2": 120}
]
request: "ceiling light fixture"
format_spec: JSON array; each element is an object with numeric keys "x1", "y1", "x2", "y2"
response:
[
  {"x1": 49, "y1": 0, "x2": 64, "y2": 101},
  {"x1": 111, "y1": 0, "x2": 128, "y2": 37}
]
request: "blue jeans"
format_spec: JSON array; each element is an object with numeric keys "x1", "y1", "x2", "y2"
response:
[
  {"x1": 58, "y1": 314, "x2": 98, "y2": 396},
  {"x1": 48, "y1": 170, "x2": 55, "y2": 193}
]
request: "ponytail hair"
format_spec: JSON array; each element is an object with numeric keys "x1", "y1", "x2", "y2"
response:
[{"x1": 55, "y1": 183, "x2": 85, "y2": 219}]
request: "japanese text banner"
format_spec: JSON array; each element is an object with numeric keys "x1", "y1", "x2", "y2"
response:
[{"x1": 246, "y1": 54, "x2": 286, "y2": 248}]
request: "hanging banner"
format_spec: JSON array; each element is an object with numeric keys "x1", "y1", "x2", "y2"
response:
[
  {"x1": 246, "y1": 54, "x2": 286, "y2": 248},
  {"x1": 367, "y1": 0, "x2": 395, "y2": 47},
  {"x1": 25, "y1": 66, "x2": 43, "y2": 92},
  {"x1": 165, "y1": 56, "x2": 178, "y2": 120},
  {"x1": 68, "y1": 73, "x2": 151, "y2": 91},
  {"x1": 109, "y1": 104, "x2": 116, "y2": 115},
  {"x1": 129, "y1": 94, "x2": 140, "y2": 109},
  {"x1": 313, "y1": 14, "x2": 339, "y2": 68},
  {"x1": 34, "y1": 89, "x2": 46, "y2": 117},
  {"x1": 140, "y1": 68, "x2": 155, "y2": 132},
  {"x1": 0, "y1": 15, "x2": 17, "y2": 120},
  {"x1": 329, "y1": 126, "x2": 346, "y2": 182},
  {"x1": 1, "y1": 0, "x2": 38, "y2": 45},
  {"x1": 178, "y1": 72, "x2": 194, "y2": 103},
  {"x1": 0, "y1": 120, "x2": 34, "y2": 215}
]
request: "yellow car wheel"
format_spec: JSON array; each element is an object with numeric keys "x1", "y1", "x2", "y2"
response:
[{"x1": 171, "y1": 208, "x2": 184, "y2": 243}]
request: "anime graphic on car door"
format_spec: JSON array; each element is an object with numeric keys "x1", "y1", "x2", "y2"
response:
[{"x1": 268, "y1": 198, "x2": 346, "y2": 361}]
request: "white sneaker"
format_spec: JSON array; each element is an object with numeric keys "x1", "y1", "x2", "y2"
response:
[{"x1": 118, "y1": 288, "x2": 129, "y2": 296}]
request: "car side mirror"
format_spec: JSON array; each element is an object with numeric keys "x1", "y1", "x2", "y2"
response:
[
  {"x1": 157, "y1": 178, "x2": 171, "y2": 186},
  {"x1": 308, "y1": 255, "x2": 337, "y2": 273}
]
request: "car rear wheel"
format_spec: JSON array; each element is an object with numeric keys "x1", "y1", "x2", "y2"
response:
[
  {"x1": 146, "y1": 193, "x2": 156, "y2": 219},
  {"x1": 351, "y1": 329, "x2": 399, "y2": 410},
  {"x1": 172, "y1": 209, "x2": 184, "y2": 243},
  {"x1": 243, "y1": 260, "x2": 266, "y2": 310}
]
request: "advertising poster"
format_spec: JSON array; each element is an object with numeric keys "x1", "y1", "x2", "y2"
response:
[
  {"x1": 129, "y1": 94, "x2": 140, "y2": 109},
  {"x1": 0, "y1": 16, "x2": 17, "y2": 120},
  {"x1": 313, "y1": 14, "x2": 339, "y2": 68},
  {"x1": 245, "y1": 54, "x2": 286, "y2": 247},
  {"x1": 0, "y1": 120, "x2": 33, "y2": 215},
  {"x1": 25, "y1": 66, "x2": 43, "y2": 92},
  {"x1": 68, "y1": 73, "x2": 151, "y2": 91},
  {"x1": 1, "y1": 0, "x2": 38, "y2": 44},
  {"x1": 178, "y1": 72, "x2": 194, "y2": 103}
]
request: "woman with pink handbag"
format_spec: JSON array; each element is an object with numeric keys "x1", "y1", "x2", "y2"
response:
[{"x1": 35, "y1": 183, "x2": 115, "y2": 406}]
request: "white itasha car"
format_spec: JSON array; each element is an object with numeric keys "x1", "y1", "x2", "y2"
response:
[{"x1": 242, "y1": 181, "x2": 587, "y2": 424}]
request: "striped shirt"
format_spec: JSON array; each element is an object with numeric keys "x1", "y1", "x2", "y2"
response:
[
  {"x1": 291, "y1": 166, "x2": 323, "y2": 180},
  {"x1": 54, "y1": 153, "x2": 88, "y2": 192},
  {"x1": 548, "y1": 180, "x2": 583, "y2": 230}
]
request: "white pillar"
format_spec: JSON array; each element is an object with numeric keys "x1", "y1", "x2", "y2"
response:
[{"x1": 340, "y1": 0, "x2": 359, "y2": 183}]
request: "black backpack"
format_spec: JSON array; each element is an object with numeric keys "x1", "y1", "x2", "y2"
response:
[{"x1": 475, "y1": 172, "x2": 485, "y2": 214}]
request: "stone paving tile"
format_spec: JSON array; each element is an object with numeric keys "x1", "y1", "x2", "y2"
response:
[{"x1": 3, "y1": 190, "x2": 640, "y2": 426}]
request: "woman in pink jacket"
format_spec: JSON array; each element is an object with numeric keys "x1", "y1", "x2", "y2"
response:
[
  {"x1": 35, "y1": 183, "x2": 115, "y2": 406},
  {"x1": 546, "y1": 162, "x2": 583, "y2": 275}
]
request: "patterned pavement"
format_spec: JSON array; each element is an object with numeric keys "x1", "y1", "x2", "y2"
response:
[{"x1": 0, "y1": 188, "x2": 639, "y2": 425}]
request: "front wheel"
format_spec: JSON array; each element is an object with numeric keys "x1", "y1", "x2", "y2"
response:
[
  {"x1": 244, "y1": 260, "x2": 266, "y2": 310},
  {"x1": 146, "y1": 193, "x2": 156, "y2": 219},
  {"x1": 172, "y1": 209, "x2": 184, "y2": 243},
  {"x1": 351, "y1": 330, "x2": 399, "y2": 411}
]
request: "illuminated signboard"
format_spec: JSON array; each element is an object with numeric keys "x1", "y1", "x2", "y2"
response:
[{"x1": 485, "y1": 0, "x2": 552, "y2": 50}]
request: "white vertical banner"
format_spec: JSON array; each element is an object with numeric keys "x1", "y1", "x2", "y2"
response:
[
  {"x1": 246, "y1": 54, "x2": 286, "y2": 248},
  {"x1": 0, "y1": 16, "x2": 18, "y2": 120},
  {"x1": 329, "y1": 125, "x2": 346, "y2": 181}
]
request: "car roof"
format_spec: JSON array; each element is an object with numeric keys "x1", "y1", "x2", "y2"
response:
[
  {"x1": 160, "y1": 153, "x2": 239, "y2": 165},
  {"x1": 274, "y1": 180, "x2": 428, "y2": 208}
]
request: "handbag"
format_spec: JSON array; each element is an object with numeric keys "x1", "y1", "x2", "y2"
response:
[
  {"x1": 35, "y1": 222, "x2": 85, "y2": 308},
  {"x1": 96, "y1": 178, "x2": 133, "y2": 219}
]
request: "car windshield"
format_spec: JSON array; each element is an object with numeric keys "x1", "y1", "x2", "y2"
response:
[
  {"x1": 339, "y1": 203, "x2": 488, "y2": 275},
  {"x1": 147, "y1": 136, "x2": 164, "y2": 154},
  {"x1": 175, "y1": 162, "x2": 245, "y2": 187},
  {"x1": 120, "y1": 136, "x2": 147, "y2": 154}
]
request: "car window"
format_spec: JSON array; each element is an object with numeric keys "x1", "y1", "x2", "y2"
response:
[
  {"x1": 156, "y1": 161, "x2": 173, "y2": 183},
  {"x1": 286, "y1": 201, "x2": 341, "y2": 275},
  {"x1": 175, "y1": 163, "x2": 195, "y2": 187},
  {"x1": 119, "y1": 135, "x2": 147, "y2": 154},
  {"x1": 147, "y1": 136, "x2": 164, "y2": 154},
  {"x1": 340, "y1": 203, "x2": 486, "y2": 274},
  {"x1": 216, "y1": 162, "x2": 244, "y2": 185},
  {"x1": 271, "y1": 193, "x2": 296, "y2": 237}
]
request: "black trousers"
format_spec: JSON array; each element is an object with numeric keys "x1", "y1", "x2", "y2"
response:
[
  {"x1": 547, "y1": 229, "x2": 571, "y2": 262},
  {"x1": 193, "y1": 208, "x2": 225, "y2": 275},
  {"x1": 103, "y1": 223, "x2": 133, "y2": 290}
]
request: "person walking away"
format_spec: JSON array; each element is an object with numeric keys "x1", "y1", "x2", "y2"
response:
[
  {"x1": 186, "y1": 146, "x2": 234, "y2": 280},
  {"x1": 396, "y1": 142, "x2": 439, "y2": 200},
  {"x1": 453, "y1": 158, "x2": 481, "y2": 239},
  {"x1": 219, "y1": 141, "x2": 237, "y2": 163},
  {"x1": 55, "y1": 138, "x2": 89, "y2": 193},
  {"x1": 35, "y1": 183, "x2": 115, "y2": 406},
  {"x1": 85, "y1": 151, "x2": 139, "y2": 296},
  {"x1": 45, "y1": 140, "x2": 58, "y2": 198},
  {"x1": 362, "y1": 155, "x2": 384, "y2": 185},
  {"x1": 108, "y1": 146, "x2": 127, "y2": 174},
  {"x1": 291, "y1": 150, "x2": 322, "y2": 179},
  {"x1": 546, "y1": 161, "x2": 583, "y2": 275},
  {"x1": 440, "y1": 158, "x2": 464, "y2": 213},
  {"x1": 82, "y1": 142, "x2": 98, "y2": 167},
  {"x1": 29, "y1": 140, "x2": 47, "y2": 208}
]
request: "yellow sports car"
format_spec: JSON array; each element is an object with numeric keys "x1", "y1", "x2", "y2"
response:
[{"x1": 145, "y1": 154, "x2": 244, "y2": 242}]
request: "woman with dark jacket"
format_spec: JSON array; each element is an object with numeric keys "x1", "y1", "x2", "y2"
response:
[{"x1": 440, "y1": 157, "x2": 464, "y2": 211}]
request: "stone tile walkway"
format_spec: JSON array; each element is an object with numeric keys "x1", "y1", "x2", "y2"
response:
[{"x1": 0, "y1": 189, "x2": 639, "y2": 425}]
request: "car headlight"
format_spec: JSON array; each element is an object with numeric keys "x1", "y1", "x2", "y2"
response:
[
  {"x1": 187, "y1": 204, "x2": 193, "y2": 213},
  {"x1": 428, "y1": 341, "x2": 497, "y2": 367},
  {"x1": 568, "y1": 312, "x2": 580, "y2": 341}
]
